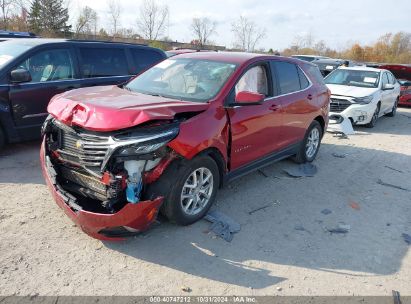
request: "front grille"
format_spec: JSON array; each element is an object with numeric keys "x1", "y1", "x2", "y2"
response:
[
  {"x1": 55, "y1": 122, "x2": 110, "y2": 170},
  {"x1": 330, "y1": 98, "x2": 352, "y2": 113}
]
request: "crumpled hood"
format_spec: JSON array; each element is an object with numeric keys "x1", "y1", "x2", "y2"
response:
[
  {"x1": 47, "y1": 86, "x2": 209, "y2": 131},
  {"x1": 326, "y1": 84, "x2": 379, "y2": 98}
]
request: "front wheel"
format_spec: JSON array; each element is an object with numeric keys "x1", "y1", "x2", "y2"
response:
[
  {"x1": 366, "y1": 103, "x2": 380, "y2": 128},
  {"x1": 294, "y1": 120, "x2": 323, "y2": 163},
  {"x1": 145, "y1": 156, "x2": 220, "y2": 225}
]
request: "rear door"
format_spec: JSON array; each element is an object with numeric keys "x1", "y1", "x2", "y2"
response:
[
  {"x1": 227, "y1": 61, "x2": 283, "y2": 170},
  {"x1": 8, "y1": 45, "x2": 80, "y2": 127},
  {"x1": 270, "y1": 60, "x2": 314, "y2": 148},
  {"x1": 76, "y1": 45, "x2": 132, "y2": 88}
]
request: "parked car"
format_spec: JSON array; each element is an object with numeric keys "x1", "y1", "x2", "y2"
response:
[
  {"x1": 0, "y1": 31, "x2": 38, "y2": 38},
  {"x1": 40, "y1": 52, "x2": 330, "y2": 240},
  {"x1": 314, "y1": 59, "x2": 355, "y2": 77},
  {"x1": 324, "y1": 66, "x2": 400, "y2": 128},
  {"x1": 379, "y1": 64, "x2": 411, "y2": 107},
  {"x1": 0, "y1": 39, "x2": 166, "y2": 148},
  {"x1": 291, "y1": 55, "x2": 330, "y2": 62}
]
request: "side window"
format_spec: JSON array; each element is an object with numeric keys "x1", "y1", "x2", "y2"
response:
[
  {"x1": 381, "y1": 73, "x2": 389, "y2": 87},
  {"x1": 16, "y1": 49, "x2": 74, "y2": 83},
  {"x1": 272, "y1": 61, "x2": 300, "y2": 94},
  {"x1": 131, "y1": 49, "x2": 164, "y2": 73},
  {"x1": 297, "y1": 67, "x2": 310, "y2": 89},
  {"x1": 388, "y1": 72, "x2": 396, "y2": 84},
  {"x1": 79, "y1": 48, "x2": 128, "y2": 78},
  {"x1": 235, "y1": 65, "x2": 268, "y2": 96}
]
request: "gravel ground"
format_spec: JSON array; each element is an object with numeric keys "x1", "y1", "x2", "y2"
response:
[{"x1": 0, "y1": 108, "x2": 410, "y2": 296}]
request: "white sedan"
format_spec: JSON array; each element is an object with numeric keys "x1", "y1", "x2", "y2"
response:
[{"x1": 325, "y1": 66, "x2": 401, "y2": 128}]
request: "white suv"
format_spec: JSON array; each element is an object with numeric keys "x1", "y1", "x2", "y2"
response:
[{"x1": 325, "y1": 66, "x2": 401, "y2": 128}]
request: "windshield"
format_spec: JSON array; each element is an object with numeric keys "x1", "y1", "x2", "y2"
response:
[
  {"x1": 126, "y1": 58, "x2": 237, "y2": 102},
  {"x1": 325, "y1": 69, "x2": 380, "y2": 88},
  {"x1": 0, "y1": 41, "x2": 33, "y2": 68}
]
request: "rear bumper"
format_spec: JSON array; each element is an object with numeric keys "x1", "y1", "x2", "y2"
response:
[{"x1": 40, "y1": 139, "x2": 163, "y2": 241}]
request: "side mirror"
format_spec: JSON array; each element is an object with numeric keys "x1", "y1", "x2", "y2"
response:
[
  {"x1": 10, "y1": 69, "x2": 32, "y2": 83},
  {"x1": 383, "y1": 83, "x2": 395, "y2": 90},
  {"x1": 235, "y1": 91, "x2": 265, "y2": 105}
]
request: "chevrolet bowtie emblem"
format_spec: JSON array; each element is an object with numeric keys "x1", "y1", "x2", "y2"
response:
[{"x1": 75, "y1": 140, "x2": 82, "y2": 149}]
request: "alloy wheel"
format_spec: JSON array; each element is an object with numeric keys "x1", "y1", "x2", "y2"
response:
[
  {"x1": 305, "y1": 127, "x2": 320, "y2": 159},
  {"x1": 180, "y1": 167, "x2": 214, "y2": 216}
]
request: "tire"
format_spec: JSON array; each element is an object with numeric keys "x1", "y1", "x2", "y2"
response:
[
  {"x1": 144, "y1": 155, "x2": 220, "y2": 225},
  {"x1": 365, "y1": 103, "x2": 380, "y2": 128},
  {"x1": 0, "y1": 126, "x2": 5, "y2": 150},
  {"x1": 294, "y1": 120, "x2": 323, "y2": 163},
  {"x1": 385, "y1": 98, "x2": 398, "y2": 117}
]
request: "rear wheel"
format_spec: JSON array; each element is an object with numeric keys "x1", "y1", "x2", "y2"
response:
[
  {"x1": 385, "y1": 98, "x2": 398, "y2": 117},
  {"x1": 294, "y1": 121, "x2": 322, "y2": 163},
  {"x1": 145, "y1": 156, "x2": 220, "y2": 225},
  {"x1": 366, "y1": 103, "x2": 380, "y2": 128}
]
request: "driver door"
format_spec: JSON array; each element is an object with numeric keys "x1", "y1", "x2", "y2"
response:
[{"x1": 226, "y1": 62, "x2": 283, "y2": 170}]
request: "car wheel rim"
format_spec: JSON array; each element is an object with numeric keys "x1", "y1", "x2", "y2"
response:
[
  {"x1": 305, "y1": 128, "x2": 320, "y2": 159},
  {"x1": 181, "y1": 167, "x2": 214, "y2": 216}
]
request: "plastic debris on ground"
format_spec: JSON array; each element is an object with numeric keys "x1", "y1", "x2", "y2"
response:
[
  {"x1": 321, "y1": 209, "x2": 332, "y2": 215},
  {"x1": 204, "y1": 210, "x2": 241, "y2": 242},
  {"x1": 327, "y1": 114, "x2": 355, "y2": 136},
  {"x1": 283, "y1": 163, "x2": 317, "y2": 178},
  {"x1": 377, "y1": 179, "x2": 410, "y2": 192},
  {"x1": 402, "y1": 233, "x2": 411, "y2": 245},
  {"x1": 327, "y1": 222, "x2": 351, "y2": 234},
  {"x1": 349, "y1": 201, "x2": 360, "y2": 210},
  {"x1": 332, "y1": 153, "x2": 347, "y2": 158}
]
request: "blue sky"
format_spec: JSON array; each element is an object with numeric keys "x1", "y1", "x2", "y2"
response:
[{"x1": 71, "y1": 0, "x2": 410, "y2": 50}]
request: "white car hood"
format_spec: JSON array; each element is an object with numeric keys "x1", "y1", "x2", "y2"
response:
[{"x1": 326, "y1": 84, "x2": 379, "y2": 97}]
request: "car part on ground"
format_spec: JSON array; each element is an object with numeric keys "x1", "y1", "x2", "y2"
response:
[
  {"x1": 41, "y1": 52, "x2": 329, "y2": 240},
  {"x1": 327, "y1": 114, "x2": 355, "y2": 135}
]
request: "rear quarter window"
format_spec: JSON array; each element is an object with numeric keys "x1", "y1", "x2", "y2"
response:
[
  {"x1": 131, "y1": 49, "x2": 164, "y2": 73},
  {"x1": 79, "y1": 47, "x2": 129, "y2": 78}
]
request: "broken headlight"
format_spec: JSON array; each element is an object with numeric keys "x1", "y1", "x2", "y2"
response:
[{"x1": 114, "y1": 124, "x2": 179, "y2": 157}]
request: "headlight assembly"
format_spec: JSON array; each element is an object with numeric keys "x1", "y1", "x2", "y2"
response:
[{"x1": 353, "y1": 96, "x2": 373, "y2": 104}]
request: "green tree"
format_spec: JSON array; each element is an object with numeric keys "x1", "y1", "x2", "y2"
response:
[
  {"x1": 27, "y1": 0, "x2": 42, "y2": 33},
  {"x1": 28, "y1": 0, "x2": 70, "y2": 36}
]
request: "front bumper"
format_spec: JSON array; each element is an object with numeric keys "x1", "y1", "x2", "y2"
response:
[
  {"x1": 330, "y1": 101, "x2": 376, "y2": 125},
  {"x1": 40, "y1": 139, "x2": 163, "y2": 241}
]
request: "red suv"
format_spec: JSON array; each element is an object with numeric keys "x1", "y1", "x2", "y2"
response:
[{"x1": 40, "y1": 52, "x2": 329, "y2": 240}]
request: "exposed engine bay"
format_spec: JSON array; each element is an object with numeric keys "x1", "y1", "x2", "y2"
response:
[{"x1": 41, "y1": 116, "x2": 180, "y2": 214}]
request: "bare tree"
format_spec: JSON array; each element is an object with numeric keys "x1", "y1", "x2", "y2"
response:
[
  {"x1": 75, "y1": 6, "x2": 98, "y2": 37},
  {"x1": 107, "y1": 0, "x2": 121, "y2": 36},
  {"x1": 137, "y1": 0, "x2": 169, "y2": 41},
  {"x1": 231, "y1": 16, "x2": 266, "y2": 52},
  {"x1": 191, "y1": 17, "x2": 217, "y2": 47},
  {"x1": 0, "y1": 0, "x2": 18, "y2": 29}
]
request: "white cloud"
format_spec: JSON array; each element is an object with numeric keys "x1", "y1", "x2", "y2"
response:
[{"x1": 70, "y1": 0, "x2": 411, "y2": 50}]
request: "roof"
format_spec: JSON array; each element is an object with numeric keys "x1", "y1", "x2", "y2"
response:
[
  {"x1": 315, "y1": 58, "x2": 345, "y2": 64},
  {"x1": 171, "y1": 51, "x2": 303, "y2": 65},
  {"x1": 0, "y1": 38, "x2": 148, "y2": 48}
]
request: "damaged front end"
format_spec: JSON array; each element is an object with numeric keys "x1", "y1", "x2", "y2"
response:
[{"x1": 41, "y1": 116, "x2": 180, "y2": 240}]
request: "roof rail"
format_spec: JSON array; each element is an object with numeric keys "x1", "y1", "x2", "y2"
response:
[{"x1": 65, "y1": 39, "x2": 147, "y2": 46}]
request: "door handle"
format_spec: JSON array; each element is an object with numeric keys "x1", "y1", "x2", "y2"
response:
[
  {"x1": 269, "y1": 104, "x2": 280, "y2": 111},
  {"x1": 307, "y1": 94, "x2": 313, "y2": 100}
]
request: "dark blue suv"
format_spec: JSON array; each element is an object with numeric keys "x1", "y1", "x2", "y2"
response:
[{"x1": 0, "y1": 39, "x2": 166, "y2": 148}]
